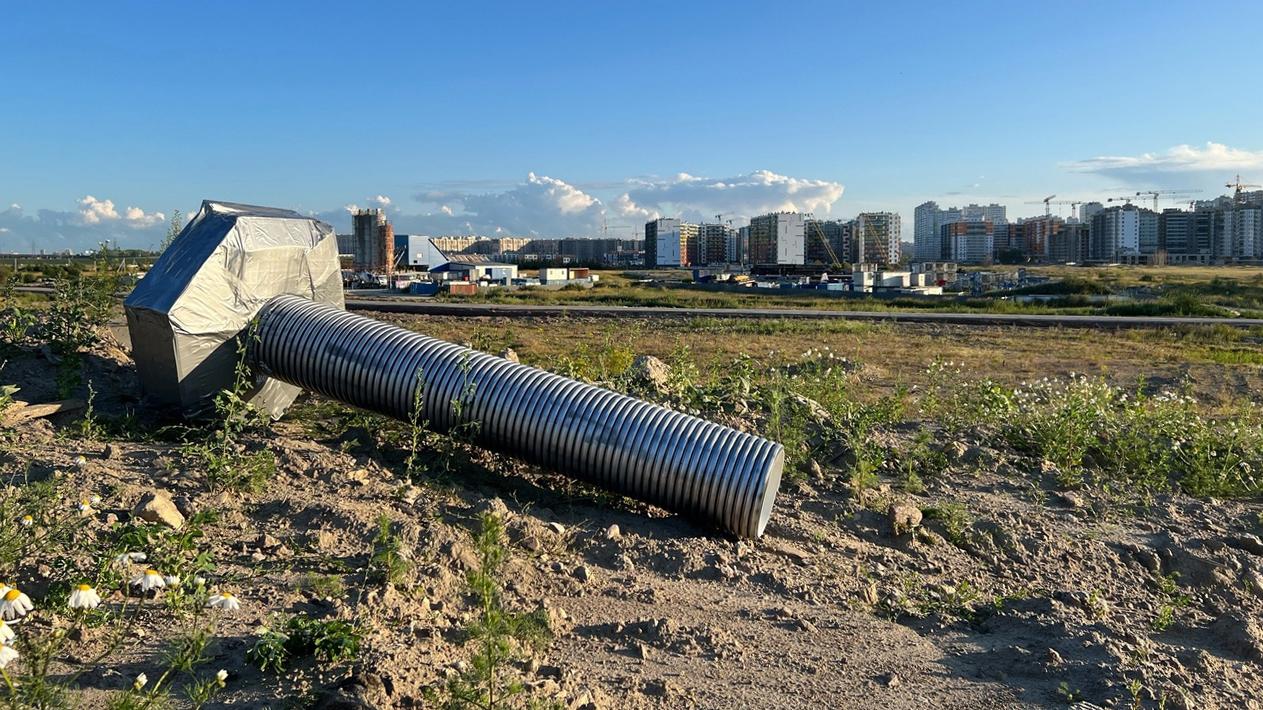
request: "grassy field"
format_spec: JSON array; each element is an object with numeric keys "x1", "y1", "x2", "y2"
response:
[{"x1": 435, "y1": 265, "x2": 1263, "y2": 318}]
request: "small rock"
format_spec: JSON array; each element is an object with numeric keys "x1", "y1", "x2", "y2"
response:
[
  {"x1": 499, "y1": 348, "x2": 519, "y2": 363},
  {"x1": 1046, "y1": 648, "x2": 1064, "y2": 666},
  {"x1": 860, "y1": 582, "x2": 879, "y2": 606},
  {"x1": 132, "y1": 490, "x2": 185, "y2": 530},
  {"x1": 887, "y1": 503, "x2": 923, "y2": 535},
  {"x1": 944, "y1": 441, "x2": 970, "y2": 461},
  {"x1": 573, "y1": 566, "x2": 592, "y2": 583},
  {"x1": 546, "y1": 522, "x2": 566, "y2": 535},
  {"x1": 604, "y1": 524, "x2": 621, "y2": 540},
  {"x1": 881, "y1": 672, "x2": 901, "y2": 688},
  {"x1": 102, "y1": 443, "x2": 118, "y2": 460},
  {"x1": 797, "y1": 618, "x2": 818, "y2": 633},
  {"x1": 635, "y1": 642, "x2": 651, "y2": 660},
  {"x1": 258, "y1": 533, "x2": 281, "y2": 549},
  {"x1": 631, "y1": 355, "x2": 672, "y2": 392},
  {"x1": 521, "y1": 536, "x2": 542, "y2": 552},
  {"x1": 1244, "y1": 568, "x2": 1263, "y2": 597}
]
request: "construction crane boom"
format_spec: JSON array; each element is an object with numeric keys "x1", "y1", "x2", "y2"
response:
[{"x1": 1227, "y1": 175, "x2": 1262, "y2": 204}]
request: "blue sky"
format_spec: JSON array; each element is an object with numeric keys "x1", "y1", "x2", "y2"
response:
[{"x1": 3, "y1": 1, "x2": 1262, "y2": 250}]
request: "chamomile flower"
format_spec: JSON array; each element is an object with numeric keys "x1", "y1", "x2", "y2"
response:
[
  {"x1": 89, "y1": 495, "x2": 101, "y2": 506},
  {"x1": 163, "y1": 574, "x2": 180, "y2": 588},
  {"x1": 112, "y1": 552, "x2": 146, "y2": 567},
  {"x1": 0, "y1": 644, "x2": 17, "y2": 669},
  {"x1": 216, "y1": 669, "x2": 228, "y2": 684},
  {"x1": 206, "y1": 592, "x2": 241, "y2": 611},
  {"x1": 133, "y1": 673, "x2": 148, "y2": 690},
  {"x1": 73, "y1": 455, "x2": 88, "y2": 469},
  {"x1": 18, "y1": 516, "x2": 32, "y2": 528},
  {"x1": 0, "y1": 620, "x2": 13, "y2": 643},
  {"x1": 68, "y1": 584, "x2": 101, "y2": 610},
  {"x1": 76, "y1": 500, "x2": 94, "y2": 516},
  {"x1": 0, "y1": 588, "x2": 33, "y2": 620},
  {"x1": 131, "y1": 569, "x2": 165, "y2": 593}
]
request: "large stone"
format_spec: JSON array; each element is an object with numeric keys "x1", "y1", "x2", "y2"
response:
[
  {"x1": 132, "y1": 490, "x2": 185, "y2": 529},
  {"x1": 888, "y1": 503, "x2": 923, "y2": 535}
]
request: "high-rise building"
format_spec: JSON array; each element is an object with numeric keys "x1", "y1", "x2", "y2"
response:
[
  {"x1": 1048, "y1": 223, "x2": 1090, "y2": 263},
  {"x1": 748, "y1": 212, "x2": 806, "y2": 266},
  {"x1": 1079, "y1": 202, "x2": 1105, "y2": 224},
  {"x1": 804, "y1": 219, "x2": 851, "y2": 265},
  {"x1": 730, "y1": 226, "x2": 749, "y2": 264},
  {"x1": 351, "y1": 208, "x2": 394, "y2": 273},
  {"x1": 853, "y1": 212, "x2": 901, "y2": 266},
  {"x1": 1020, "y1": 217, "x2": 1063, "y2": 261},
  {"x1": 1159, "y1": 209, "x2": 1194, "y2": 261},
  {"x1": 697, "y1": 223, "x2": 735, "y2": 265},
  {"x1": 644, "y1": 218, "x2": 698, "y2": 267},
  {"x1": 1090, "y1": 205, "x2": 1157, "y2": 262},
  {"x1": 914, "y1": 202, "x2": 1004, "y2": 260},
  {"x1": 1224, "y1": 206, "x2": 1263, "y2": 261},
  {"x1": 940, "y1": 221, "x2": 994, "y2": 264}
]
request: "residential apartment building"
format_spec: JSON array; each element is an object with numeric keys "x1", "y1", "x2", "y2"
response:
[
  {"x1": 748, "y1": 212, "x2": 806, "y2": 266},
  {"x1": 1047, "y1": 223, "x2": 1090, "y2": 263},
  {"x1": 940, "y1": 220, "x2": 994, "y2": 264},
  {"x1": 1021, "y1": 217, "x2": 1063, "y2": 261},
  {"x1": 914, "y1": 202, "x2": 1004, "y2": 260},
  {"x1": 1090, "y1": 205, "x2": 1157, "y2": 262},
  {"x1": 804, "y1": 219, "x2": 852, "y2": 265},
  {"x1": 644, "y1": 218, "x2": 699, "y2": 267},
  {"x1": 697, "y1": 223, "x2": 735, "y2": 265},
  {"x1": 853, "y1": 212, "x2": 901, "y2": 266}
]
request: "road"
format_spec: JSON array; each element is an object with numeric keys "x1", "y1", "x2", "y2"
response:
[{"x1": 344, "y1": 298, "x2": 1263, "y2": 330}]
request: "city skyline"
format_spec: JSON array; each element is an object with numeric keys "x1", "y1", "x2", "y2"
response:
[{"x1": 3, "y1": 1, "x2": 1263, "y2": 251}]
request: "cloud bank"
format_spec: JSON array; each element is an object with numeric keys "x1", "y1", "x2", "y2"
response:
[
  {"x1": 1064, "y1": 142, "x2": 1263, "y2": 184},
  {"x1": 4, "y1": 170, "x2": 846, "y2": 250}
]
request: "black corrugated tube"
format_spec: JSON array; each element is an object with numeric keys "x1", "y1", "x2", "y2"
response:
[{"x1": 253, "y1": 295, "x2": 784, "y2": 538}]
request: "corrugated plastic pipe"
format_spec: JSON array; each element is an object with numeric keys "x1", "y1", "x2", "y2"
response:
[{"x1": 252, "y1": 295, "x2": 784, "y2": 538}]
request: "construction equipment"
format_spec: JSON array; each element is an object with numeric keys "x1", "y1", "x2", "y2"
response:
[
  {"x1": 125, "y1": 201, "x2": 784, "y2": 538},
  {"x1": 804, "y1": 213, "x2": 841, "y2": 265},
  {"x1": 1227, "y1": 175, "x2": 1262, "y2": 204},
  {"x1": 1132, "y1": 189, "x2": 1202, "y2": 211},
  {"x1": 1023, "y1": 198, "x2": 1085, "y2": 218}
]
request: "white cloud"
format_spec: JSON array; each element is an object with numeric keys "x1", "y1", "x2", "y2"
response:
[
  {"x1": 1064, "y1": 142, "x2": 1263, "y2": 183},
  {"x1": 124, "y1": 206, "x2": 166, "y2": 228},
  {"x1": 78, "y1": 195, "x2": 119, "y2": 224},
  {"x1": 413, "y1": 171, "x2": 605, "y2": 236},
  {"x1": 368, "y1": 194, "x2": 392, "y2": 208},
  {"x1": 7, "y1": 204, "x2": 19, "y2": 211},
  {"x1": 0, "y1": 228, "x2": 8, "y2": 233},
  {"x1": 613, "y1": 170, "x2": 845, "y2": 224}
]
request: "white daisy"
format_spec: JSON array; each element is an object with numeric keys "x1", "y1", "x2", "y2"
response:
[
  {"x1": 206, "y1": 592, "x2": 241, "y2": 611},
  {"x1": 0, "y1": 588, "x2": 33, "y2": 620},
  {"x1": 76, "y1": 500, "x2": 93, "y2": 516},
  {"x1": 216, "y1": 669, "x2": 228, "y2": 683},
  {"x1": 0, "y1": 644, "x2": 17, "y2": 669},
  {"x1": 68, "y1": 584, "x2": 101, "y2": 610},
  {"x1": 18, "y1": 516, "x2": 32, "y2": 528},
  {"x1": 73, "y1": 455, "x2": 88, "y2": 469},
  {"x1": 112, "y1": 552, "x2": 146, "y2": 567},
  {"x1": 0, "y1": 620, "x2": 13, "y2": 643},
  {"x1": 131, "y1": 570, "x2": 165, "y2": 593},
  {"x1": 133, "y1": 672, "x2": 147, "y2": 690}
]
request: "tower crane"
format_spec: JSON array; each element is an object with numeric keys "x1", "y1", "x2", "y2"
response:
[
  {"x1": 1131, "y1": 189, "x2": 1202, "y2": 211},
  {"x1": 1023, "y1": 197, "x2": 1083, "y2": 218},
  {"x1": 803, "y1": 213, "x2": 841, "y2": 266},
  {"x1": 1227, "y1": 175, "x2": 1262, "y2": 204}
]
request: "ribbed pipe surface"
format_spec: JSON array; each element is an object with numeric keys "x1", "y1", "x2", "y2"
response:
[{"x1": 253, "y1": 295, "x2": 783, "y2": 538}]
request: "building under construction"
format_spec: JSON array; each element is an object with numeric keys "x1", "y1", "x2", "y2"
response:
[{"x1": 349, "y1": 208, "x2": 394, "y2": 274}]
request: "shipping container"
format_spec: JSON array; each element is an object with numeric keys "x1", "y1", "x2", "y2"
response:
[{"x1": 447, "y1": 282, "x2": 478, "y2": 296}]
